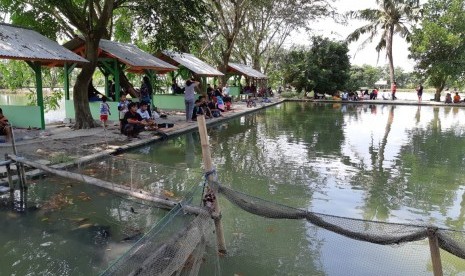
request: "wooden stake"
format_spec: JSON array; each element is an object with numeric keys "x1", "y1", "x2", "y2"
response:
[
  {"x1": 427, "y1": 227, "x2": 443, "y2": 276},
  {"x1": 4, "y1": 154, "x2": 13, "y2": 191},
  {"x1": 10, "y1": 126, "x2": 27, "y2": 189},
  {"x1": 197, "y1": 115, "x2": 227, "y2": 254}
]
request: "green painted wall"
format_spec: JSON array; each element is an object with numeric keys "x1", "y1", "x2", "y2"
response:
[
  {"x1": 229, "y1": 86, "x2": 240, "y2": 96},
  {"x1": 153, "y1": 94, "x2": 200, "y2": 110},
  {"x1": 1, "y1": 106, "x2": 42, "y2": 128},
  {"x1": 65, "y1": 100, "x2": 121, "y2": 121}
]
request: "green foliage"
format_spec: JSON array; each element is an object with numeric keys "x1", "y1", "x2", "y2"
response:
[
  {"x1": 26, "y1": 89, "x2": 63, "y2": 112},
  {"x1": 409, "y1": 0, "x2": 465, "y2": 98},
  {"x1": 280, "y1": 37, "x2": 350, "y2": 94},
  {"x1": 346, "y1": 65, "x2": 383, "y2": 91},
  {"x1": 0, "y1": 60, "x2": 35, "y2": 90},
  {"x1": 308, "y1": 37, "x2": 351, "y2": 94},
  {"x1": 134, "y1": 0, "x2": 210, "y2": 53},
  {"x1": 346, "y1": 0, "x2": 421, "y2": 84}
]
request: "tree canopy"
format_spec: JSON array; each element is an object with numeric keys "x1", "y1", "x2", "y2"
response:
[
  {"x1": 409, "y1": 0, "x2": 465, "y2": 100},
  {"x1": 346, "y1": 0, "x2": 421, "y2": 86},
  {"x1": 281, "y1": 36, "x2": 350, "y2": 94}
]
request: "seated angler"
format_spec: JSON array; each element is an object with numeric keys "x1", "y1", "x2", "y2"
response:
[
  {"x1": 137, "y1": 101, "x2": 157, "y2": 130},
  {"x1": 122, "y1": 102, "x2": 148, "y2": 138}
]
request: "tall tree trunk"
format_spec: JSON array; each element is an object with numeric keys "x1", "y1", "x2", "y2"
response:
[
  {"x1": 73, "y1": 37, "x2": 99, "y2": 129},
  {"x1": 386, "y1": 27, "x2": 395, "y2": 85},
  {"x1": 220, "y1": 39, "x2": 234, "y2": 85}
]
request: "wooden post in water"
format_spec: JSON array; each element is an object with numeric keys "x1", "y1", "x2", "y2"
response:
[
  {"x1": 197, "y1": 115, "x2": 227, "y2": 254},
  {"x1": 10, "y1": 126, "x2": 27, "y2": 189},
  {"x1": 4, "y1": 154, "x2": 13, "y2": 191},
  {"x1": 427, "y1": 227, "x2": 443, "y2": 276}
]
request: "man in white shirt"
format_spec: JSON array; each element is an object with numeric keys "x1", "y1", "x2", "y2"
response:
[{"x1": 137, "y1": 101, "x2": 157, "y2": 130}]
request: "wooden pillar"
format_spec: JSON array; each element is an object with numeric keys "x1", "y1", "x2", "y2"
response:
[
  {"x1": 64, "y1": 63, "x2": 76, "y2": 100},
  {"x1": 27, "y1": 61, "x2": 45, "y2": 129},
  {"x1": 427, "y1": 227, "x2": 443, "y2": 276},
  {"x1": 197, "y1": 115, "x2": 226, "y2": 254},
  {"x1": 114, "y1": 60, "x2": 121, "y2": 100},
  {"x1": 4, "y1": 154, "x2": 13, "y2": 191}
]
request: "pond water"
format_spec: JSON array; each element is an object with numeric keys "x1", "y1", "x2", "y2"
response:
[
  {"x1": 123, "y1": 102, "x2": 465, "y2": 275},
  {"x1": 2, "y1": 101, "x2": 465, "y2": 275}
]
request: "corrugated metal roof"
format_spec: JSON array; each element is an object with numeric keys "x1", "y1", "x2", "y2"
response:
[
  {"x1": 159, "y1": 51, "x2": 224, "y2": 77},
  {"x1": 228, "y1": 63, "x2": 267, "y2": 79},
  {"x1": 0, "y1": 24, "x2": 88, "y2": 65},
  {"x1": 63, "y1": 36, "x2": 178, "y2": 73},
  {"x1": 99, "y1": 40, "x2": 178, "y2": 73}
]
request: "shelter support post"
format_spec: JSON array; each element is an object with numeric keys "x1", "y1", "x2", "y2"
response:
[
  {"x1": 427, "y1": 227, "x2": 443, "y2": 276},
  {"x1": 64, "y1": 63, "x2": 77, "y2": 100},
  {"x1": 197, "y1": 115, "x2": 227, "y2": 254},
  {"x1": 26, "y1": 61, "x2": 45, "y2": 129},
  {"x1": 104, "y1": 74, "x2": 109, "y2": 97},
  {"x1": 100, "y1": 59, "x2": 121, "y2": 100},
  {"x1": 144, "y1": 69, "x2": 157, "y2": 96},
  {"x1": 201, "y1": 77, "x2": 207, "y2": 96}
]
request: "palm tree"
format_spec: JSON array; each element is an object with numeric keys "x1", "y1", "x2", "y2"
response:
[{"x1": 346, "y1": 0, "x2": 421, "y2": 86}]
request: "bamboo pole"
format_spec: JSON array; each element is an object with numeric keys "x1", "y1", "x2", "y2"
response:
[
  {"x1": 427, "y1": 227, "x2": 443, "y2": 276},
  {"x1": 4, "y1": 154, "x2": 13, "y2": 191},
  {"x1": 9, "y1": 154, "x2": 211, "y2": 217},
  {"x1": 197, "y1": 115, "x2": 227, "y2": 254},
  {"x1": 10, "y1": 126, "x2": 27, "y2": 188}
]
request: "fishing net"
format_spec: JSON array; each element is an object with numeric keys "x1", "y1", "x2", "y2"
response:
[
  {"x1": 9, "y1": 153, "x2": 465, "y2": 275},
  {"x1": 100, "y1": 184, "x2": 220, "y2": 276}
]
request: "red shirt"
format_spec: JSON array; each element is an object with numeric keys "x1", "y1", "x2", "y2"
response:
[{"x1": 391, "y1": 84, "x2": 397, "y2": 93}]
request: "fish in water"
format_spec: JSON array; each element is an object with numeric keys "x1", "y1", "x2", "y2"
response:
[{"x1": 121, "y1": 229, "x2": 144, "y2": 242}]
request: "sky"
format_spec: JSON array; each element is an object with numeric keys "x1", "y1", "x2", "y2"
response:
[{"x1": 287, "y1": 0, "x2": 418, "y2": 72}]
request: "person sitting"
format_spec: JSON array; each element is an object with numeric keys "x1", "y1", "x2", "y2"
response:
[
  {"x1": 453, "y1": 92, "x2": 461, "y2": 103},
  {"x1": 137, "y1": 101, "x2": 157, "y2": 130},
  {"x1": 208, "y1": 97, "x2": 223, "y2": 117},
  {"x1": 445, "y1": 93, "x2": 452, "y2": 104},
  {"x1": 247, "y1": 95, "x2": 256, "y2": 108},
  {"x1": 192, "y1": 96, "x2": 212, "y2": 121},
  {"x1": 88, "y1": 79, "x2": 101, "y2": 102},
  {"x1": 0, "y1": 108, "x2": 12, "y2": 142},
  {"x1": 122, "y1": 102, "x2": 147, "y2": 138}
]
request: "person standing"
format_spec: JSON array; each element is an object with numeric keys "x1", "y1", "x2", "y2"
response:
[
  {"x1": 140, "y1": 76, "x2": 153, "y2": 117},
  {"x1": 391, "y1": 81, "x2": 397, "y2": 100},
  {"x1": 99, "y1": 96, "x2": 111, "y2": 128},
  {"x1": 184, "y1": 78, "x2": 200, "y2": 122},
  {"x1": 416, "y1": 83, "x2": 424, "y2": 103}
]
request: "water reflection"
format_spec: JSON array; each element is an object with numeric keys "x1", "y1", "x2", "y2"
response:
[{"x1": 110, "y1": 102, "x2": 465, "y2": 274}]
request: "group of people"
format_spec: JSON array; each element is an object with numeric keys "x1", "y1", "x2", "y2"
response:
[
  {"x1": 183, "y1": 79, "x2": 232, "y2": 122},
  {"x1": 444, "y1": 89, "x2": 465, "y2": 104},
  {"x1": 116, "y1": 94, "x2": 161, "y2": 138}
]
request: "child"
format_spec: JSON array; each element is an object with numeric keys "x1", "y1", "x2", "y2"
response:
[
  {"x1": 117, "y1": 95, "x2": 129, "y2": 133},
  {"x1": 247, "y1": 95, "x2": 255, "y2": 108},
  {"x1": 100, "y1": 97, "x2": 111, "y2": 128}
]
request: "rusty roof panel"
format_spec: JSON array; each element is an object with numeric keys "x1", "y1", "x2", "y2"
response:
[
  {"x1": 160, "y1": 51, "x2": 224, "y2": 77},
  {"x1": 0, "y1": 24, "x2": 88, "y2": 64},
  {"x1": 228, "y1": 63, "x2": 267, "y2": 79},
  {"x1": 99, "y1": 40, "x2": 178, "y2": 72}
]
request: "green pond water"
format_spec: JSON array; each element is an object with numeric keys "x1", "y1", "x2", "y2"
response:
[{"x1": 2, "y1": 102, "x2": 465, "y2": 275}]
